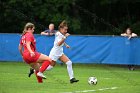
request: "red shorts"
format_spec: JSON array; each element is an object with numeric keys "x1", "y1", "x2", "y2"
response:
[{"x1": 23, "y1": 52, "x2": 41, "y2": 64}]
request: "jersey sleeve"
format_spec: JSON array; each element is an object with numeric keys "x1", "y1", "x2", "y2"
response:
[
  {"x1": 44, "y1": 30, "x2": 49, "y2": 33},
  {"x1": 54, "y1": 32, "x2": 60, "y2": 45},
  {"x1": 56, "y1": 32, "x2": 65, "y2": 43}
]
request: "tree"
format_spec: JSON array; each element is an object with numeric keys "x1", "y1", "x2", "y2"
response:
[
  {"x1": 0, "y1": 0, "x2": 140, "y2": 35},
  {"x1": 0, "y1": 0, "x2": 81, "y2": 34}
]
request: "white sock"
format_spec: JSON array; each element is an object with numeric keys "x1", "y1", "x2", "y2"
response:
[
  {"x1": 66, "y1": 61, "x2": 74, "y2": 79},
  {"x1": 46, "y1": 65, "x2": 53, "y2": 71}
]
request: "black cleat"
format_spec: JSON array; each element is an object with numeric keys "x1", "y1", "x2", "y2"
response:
[
  {"x1": 70, "y1": 78, "x2": 79, "y2": 83},
  {"x1": 28, "y1": 68, "x2": 34, "y2": 77}
]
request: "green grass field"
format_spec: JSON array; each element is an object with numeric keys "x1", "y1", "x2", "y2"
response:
[{"x1": 0, "y1": 62, "x2": 140, "y2": 93}]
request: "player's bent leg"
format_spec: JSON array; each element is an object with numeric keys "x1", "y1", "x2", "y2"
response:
[
  {"x1": 37, "y1": 53, "x2": 52, "y2": 63},
  {"x1": 29, "y1": 63, "x2": 40, "y2": 71},
  {"x1": 28, "y1": 68, "x2": 34, "y2": 77},
  {"x1": 36, "y1": 54, "x2": 52, "y2": 79},
  {"x1": 28, "y1": 64, "x2": 39, "y2": 78},
  {"x1": 28, "y1": 61, "x2": 56, "y2": 78},
  {"x1": 29, "y1": 63, "x2": 43, "y2": 83},
  {"x1": 46, "y1": 53, "x2": 61, "y2": 71},
  {"x1": 35, "y1": 70, "x2": 43, "y2": 83},
  {"x1": 59, "y1": 54, "x2": 79, "y2": 83},
  {"x1": 59, "y1": 54, "x2": 69, "y2": 63},
  {"x1": 46, "y1": 60, "x2": 56, "y2": 71},
  {"x1": 36, "y1": 61, "x2": 50, "y2": 79}
]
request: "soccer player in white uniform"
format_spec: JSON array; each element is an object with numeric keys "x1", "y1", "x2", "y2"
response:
[
  {"x1": 47, "y1": 20, "x2": 79, "y2": 83},
  {"x1": 28, "y1": 21, "x2": 79, "y2": 83}
]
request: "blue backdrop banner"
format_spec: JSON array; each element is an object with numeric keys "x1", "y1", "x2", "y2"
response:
[{"x1": 0, "y1": 34, "x2": 140, "y2": 65}]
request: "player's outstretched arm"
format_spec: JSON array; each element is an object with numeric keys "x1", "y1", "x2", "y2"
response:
[
  {"x1": 57, "y1": 33, "x2": 70, "y2": 46},
  {"x1": 121, "y1": 33, "x2": 127, "y2": 37},
  {"x1": 41, "y1": 31, "x2": 49, "y2": 35},
  {"x1": 57, "y1": 38, "x2": 66, "y2": 46},
  {"x1": 64, "y1": 42, "x2": 70, "y2": 48}
]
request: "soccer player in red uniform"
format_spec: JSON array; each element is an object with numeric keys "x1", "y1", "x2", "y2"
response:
[{"x1": 19, "y1": 22, "x2": 52, "y2": 83}]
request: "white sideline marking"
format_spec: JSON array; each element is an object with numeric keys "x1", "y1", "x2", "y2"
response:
[
  {"x1": 98, "y1": 87, "x2": 118, "y2": 91},
  {"x1": 75, "y1": 90, "x2": 96, "y2": 93},
  {"x1": 60, "y1": 87, "x2": 118, "y2": 93}
]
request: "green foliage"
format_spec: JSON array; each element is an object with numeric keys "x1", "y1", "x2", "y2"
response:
[
  {"x1": 0, "y1": 0, "x2": 140, "y2": 35},
  {"x1": 131, "y1": 22, "x2": 140, "y2": 34},
  {"x1": 0, "y1": 0, "x2": 80, "y2": 34},
  {"x1": 75, "y1": 0, "x2": 140, "y2": 35}
]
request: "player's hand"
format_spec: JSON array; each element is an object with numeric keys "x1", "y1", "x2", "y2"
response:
[
  {"x1": 65, "y1": 33, "x2": 70, "y2": 37},
  {"x1": 49, "y1": 33, "x2": 54, "y2": 35},
  {"x1": 45, "y1": 33, "x2": 49, "y2": 35},
  {"x1": 30, "y1": 52, "x2": 35, "y2": 57},
  {"x1": 66, "y1": 45, "x2": 70, "y2": 48}
]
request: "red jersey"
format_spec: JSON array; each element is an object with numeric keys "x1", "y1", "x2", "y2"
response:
[
  {"x1": 19, "y1": 32, "x2": 41, "y2": 64},
  {"x1": 20, "y1": 32, "x2": 36, "y2": 53}
]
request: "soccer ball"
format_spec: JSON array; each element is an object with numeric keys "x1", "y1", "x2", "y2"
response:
[{"x1": 88, "y1": 77, "x2": 97, "y2": 85}]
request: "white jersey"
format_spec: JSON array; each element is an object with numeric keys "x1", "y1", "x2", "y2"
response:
[{"x1": 49, "y1": 31, "x2": 65, "y2": 61}]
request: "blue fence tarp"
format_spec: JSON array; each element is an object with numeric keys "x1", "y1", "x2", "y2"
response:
[{"x1": 0, "y1": 34, "x2": 140, "y2": 65}]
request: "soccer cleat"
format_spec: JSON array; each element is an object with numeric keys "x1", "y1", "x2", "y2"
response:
[
  {"x1": 28, "y1": 68, "x2": 34, "y2": 77},
  {"x1": 70, "y1": 78, "x2": 79, "y2": 83},
  {"x1": 37, "y1": 72, "x2": 46, "y2": 79}
]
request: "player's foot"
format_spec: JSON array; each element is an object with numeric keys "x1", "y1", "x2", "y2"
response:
[
  {"x1": 37, "y1": 72, "x2": 46, "y2": 79},
  {"x1": 28, "y1": 68, "x2": 34, "y2": 77},
  {"x1": 70, "y1": 78, "x2": 79, "y2": 83}
]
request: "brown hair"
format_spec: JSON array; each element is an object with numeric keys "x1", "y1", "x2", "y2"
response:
[
  {"x1": 58, "y1": 20, "x2": 68, "y2": 30},
  {"x1": 125, "y1": 27, "x2": 132, "y2": 33},
  {"x1": 22, "y1": 22, "x2": 35, "y2": 35}
]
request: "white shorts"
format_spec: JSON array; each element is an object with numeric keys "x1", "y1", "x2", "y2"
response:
[
  {"x1": 49, "y1": 53, "x2": 63, "y2": 61},
  {"x1": 49, "y1": 47, "x2": 64, "y2": 61}
]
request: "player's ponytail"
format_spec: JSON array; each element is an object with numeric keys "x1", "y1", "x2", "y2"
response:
[
  {"x1": 22, "y1": 22, "x2": 35, "y2": 35},
  {"x1": 58, "y1": 20, "x2": 68, "y2": 30}
]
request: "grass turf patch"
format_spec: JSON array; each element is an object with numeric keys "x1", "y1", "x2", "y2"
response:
[{"x1": 0, "y1": 62, "x2": 140, "y2": 93}]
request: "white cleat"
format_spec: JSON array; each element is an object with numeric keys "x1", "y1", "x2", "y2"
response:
[{"x1": 37, "y1": 72, "x2": 46, "y2": 79}]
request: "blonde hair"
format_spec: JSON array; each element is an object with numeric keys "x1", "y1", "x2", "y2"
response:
[
  {"x1": 22, "y1": 22, "x2": 35, "y2": 35},
  {"x1": 58, "y1": 20, "x2": 68, "y2": 30}
]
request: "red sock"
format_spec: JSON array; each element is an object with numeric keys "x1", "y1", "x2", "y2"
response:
[
  {"x1": 39, "y1": 60, "x2": 51, "y2": 73},
  {"x1": 35, "y1": 71, "x2": 43, "y2": 83}
]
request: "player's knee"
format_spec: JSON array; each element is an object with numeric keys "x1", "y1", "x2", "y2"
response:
[
  {"x1": 48, "y1": 58, "x2": 52, "y2": 62},
  {"x1": 50, "y1": 61, "x2": 56, "y2": 66},
  {"x1": 51, "y1": 63, "x2": 56, "y2": 66},
  {"x1": 66, "y1": 61, "x2": 72, "y2": 66}
]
